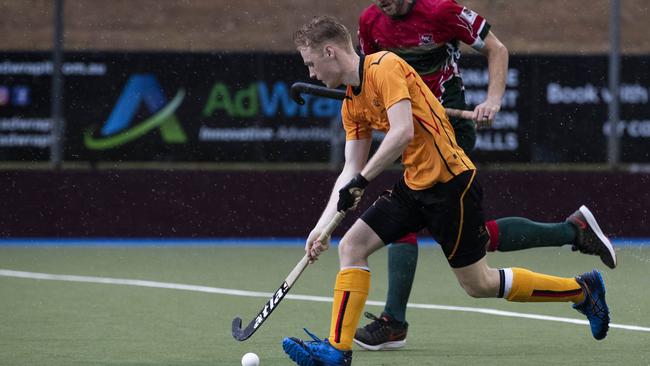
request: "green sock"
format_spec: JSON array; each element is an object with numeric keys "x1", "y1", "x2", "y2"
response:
[
  {"x1": 495, "y1": 217, "x2": 576, "y2": 252},
  {"x1": 384, "y1": 242, "x2": 418, "y2": 323}
]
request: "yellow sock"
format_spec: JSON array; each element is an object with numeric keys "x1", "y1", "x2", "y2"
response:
[
  {"x1": 328, "y1": 268, "x2": 370, "y2": 351},
  {"x1": 505, "y1": 268, "x2": 585, "y2": 303}
]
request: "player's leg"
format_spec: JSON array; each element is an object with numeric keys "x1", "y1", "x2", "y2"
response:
[
  {"x1": 445, "y1": 88, "x2": 616, "y2": 268},
  {"x1": 433, "y1": 171, "x2": 609, "y2": 341},
  {"x1": 283, "y1": 184, "x2": 421, "y2": 365},
  {"x1": 282, "y1": 220, "x2": 384, "y2": 366},
  {"x1": 354, "y1": 233, "x2": 414, "y2": 351},
  {"x1": 384, "y1": 235, "x2": 418, "y2": 323},
  {"x1": 486, "y1": 217, "x2": 575, "y2": 252},
  {"x1": 486, "y1": 206, "x2": 616, "y2": 268},
  {"x1": 354, "y1": 188, "x2": 416, "y2": 351},
  {"x1": 453, "y1": 256, "x2": 582, "y2": 301},
  {"x1": 452, "y1": 257, "x2": 610, "y2": 340}
]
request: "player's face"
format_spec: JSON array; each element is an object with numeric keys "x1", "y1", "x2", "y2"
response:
[
  {"x1": 373, "y1": 0, "x2": 405, "y2": 17},
  {"x1": 299, "y1": 46, "x2": 342, "y2": 88}
]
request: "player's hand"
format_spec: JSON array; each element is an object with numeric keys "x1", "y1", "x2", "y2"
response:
[
  {"x1": 473, "y1": 99, "x2": 501, "y2": 128},
  {"x1": 305, "y1": 228, "x2": 330, "y2": 263},
  {"x1": 337, "y1": 173, "x2": 369, "y2": 212}
]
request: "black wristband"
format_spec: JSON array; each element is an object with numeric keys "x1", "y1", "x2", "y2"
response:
[{"x1": 352, "y1": 173, "x2": 369, "y2": 189}]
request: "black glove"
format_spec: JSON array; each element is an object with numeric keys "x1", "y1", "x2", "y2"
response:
[{"x1": 337, "y1": 173, "x2": 369, "y2": 212}]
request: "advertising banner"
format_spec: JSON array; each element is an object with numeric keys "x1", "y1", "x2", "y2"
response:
[
  {"x1": 530, "y1": 56, "x2": 650, "y2": 162},
  {"x1": 0, "y1": 53, "x2": 110, "y2": 160},
  {"x1": 0, "y1": 52, "x2": 648, "y2": 163},
  {"x1": 0, "y1": 52, "x2": 341, "y2": 162},
  {"x1": 459, "y1": 56, "x2": 530, "y2": 162}
]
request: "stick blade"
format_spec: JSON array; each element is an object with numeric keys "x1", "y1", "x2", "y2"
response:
[
  {"x1": 231, "y1": 317, "x2": 245, "y2": 340},
  {"x1": 231, "y1": 316, "x2": 254, "y2": 341}
]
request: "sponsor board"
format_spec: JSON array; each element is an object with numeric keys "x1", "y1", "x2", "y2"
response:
[{"x1": 0, "y1": 52, "x2": 648, "y2": 163}]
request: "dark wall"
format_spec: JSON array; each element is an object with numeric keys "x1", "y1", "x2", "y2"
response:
[{"x1": 1, "y1": 169, "x2": 647, "y2": 238}]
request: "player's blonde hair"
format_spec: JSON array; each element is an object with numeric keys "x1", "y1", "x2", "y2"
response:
[{"x1": 293, "y1": 16, "x2": 354, "y2": 54}]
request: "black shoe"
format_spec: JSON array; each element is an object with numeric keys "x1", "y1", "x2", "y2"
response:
[
  {"x1": 567, "y1": 205, "x2": 617, "y2": 269},
  {"x1": 353, "y1": 312, "x2": 408, "y2": 351}
]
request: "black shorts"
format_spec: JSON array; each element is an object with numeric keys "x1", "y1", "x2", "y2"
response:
[{"x1": 361, "y1": 170, "x2": 489, "y2": 268}]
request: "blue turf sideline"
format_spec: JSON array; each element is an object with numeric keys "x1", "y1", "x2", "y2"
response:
[{"x1": 0, "y1": 237, "x2": 647, "y2": 247}]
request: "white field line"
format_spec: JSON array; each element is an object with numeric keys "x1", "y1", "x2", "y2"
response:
[{"x1": 1, "y1": 269, "x2": 649, "y2": 333}]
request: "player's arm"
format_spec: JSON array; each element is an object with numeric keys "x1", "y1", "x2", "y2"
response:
[
  {"x1": 443, "y1": 3, "x2": 508, "y2": 127},
  {"x1": 318, "y1": 138, "x2": 371, "y2": 223},
  {"x1": 473, "y1": 31, "x2": 508, "y2": 127},
  {"x1": 334, "y1": 100, "x2": 412, "y2": 220},
  {"x1": 360, "y1": 99, "x2": 413, "y2": 181},
  {"x1": 305, "y1": 137, "x2": 372, "y2": 261}
]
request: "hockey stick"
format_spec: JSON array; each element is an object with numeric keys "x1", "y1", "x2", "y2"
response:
[
  {"x1": 231, "y1": 211, "x2": 346, "y2": 341},
  {"x1": 290, "y1": 82, "x2": 474, "y2": 120},
  {"x1": 290, "y1": 82, "x2": 345, "y2": 105}
]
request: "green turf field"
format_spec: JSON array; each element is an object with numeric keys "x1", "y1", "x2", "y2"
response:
[{"x1": 1, "y1": 245, "x2": 649, "y2": 365}]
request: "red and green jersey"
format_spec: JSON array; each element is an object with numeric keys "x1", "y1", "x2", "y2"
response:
[{"x1": 358, "y1": 0, "x2": 490, "y2": 100}]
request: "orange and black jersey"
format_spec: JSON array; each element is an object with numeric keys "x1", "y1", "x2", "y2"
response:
[{"x1": 341, "y1": 51, "x2": 475, "y2": 190}]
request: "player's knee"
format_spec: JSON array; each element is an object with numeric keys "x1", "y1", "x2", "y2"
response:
[
  {"x1": 337, "y1": 236, "x2": 355, "y2": 260},
  {"x1": 338, "y1": 236, "x2": 368, "y2": 263}
]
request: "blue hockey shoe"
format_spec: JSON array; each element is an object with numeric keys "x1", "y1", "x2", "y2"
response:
[
  {"x1": 282, "y1": 328, "x2": 352, "y2": 366},
  {"x1": 573, "y1": 270, "x2": 610, "y2": 340}
]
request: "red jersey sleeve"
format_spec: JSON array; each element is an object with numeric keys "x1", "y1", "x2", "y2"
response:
[{"x1": 438, "y1": 1, "x2": 491, "y2": 50}]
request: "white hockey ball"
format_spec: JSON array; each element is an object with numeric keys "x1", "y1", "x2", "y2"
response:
[{"x1": 241, "y1": 352, "x2": 260, "y2": 366}]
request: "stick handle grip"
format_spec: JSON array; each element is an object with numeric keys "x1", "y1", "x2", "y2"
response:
[
  {"x1": 445, "y1": 108, "x2": 475, "y2": 120},
  {"x1": 317, "y1": 211, "x2": 346, "y2": 242}
]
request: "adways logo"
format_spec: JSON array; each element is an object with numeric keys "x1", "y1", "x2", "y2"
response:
[{"x1": 84, "y1": 74, "x2": 187, "y2": 150}]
